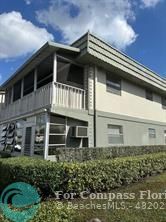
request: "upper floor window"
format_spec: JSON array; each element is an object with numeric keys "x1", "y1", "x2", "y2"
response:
[
  {"x1": 106, "y1": 73, "x2": 121, "y2": 95},
  {"x1": 108, "y1": 124, "x2": 124, "y2": 145},
  {"x1": 161, "y1": 97, "x2": 166, "y2": 109},
  {"x1": 37, "y1": 55, "x2": 53, "y2": 89},
  {"x1": 146, "y1": 89, "x2": 153, "y2": 101},
  {"x1": 148, "y1": 128, "x2": 156, "y2": 138},
  {"x1": 67, "y1": 64, "x2": 84, "y2": 86},
  {"x1": 57, "y1": 57, "x2": 84, "y2": 88},
  {"x1": 5, "y1": 87, "x2": 12, "y2": 105},
  {"x1": 13, "y1": 80, "x2": 21, "y2": 102}
]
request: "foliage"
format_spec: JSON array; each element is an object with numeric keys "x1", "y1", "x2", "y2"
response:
[
  {"x1": 1, "y1": 153, "x2": 166, "y2": 196},
  {"x1": 50, "y1": 145, "x2": 166, "y2": 162}
]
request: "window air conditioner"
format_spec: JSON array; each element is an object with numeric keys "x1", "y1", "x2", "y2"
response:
[{"x1": 71, "y1": 126, "x2": 88, "y2": 138}]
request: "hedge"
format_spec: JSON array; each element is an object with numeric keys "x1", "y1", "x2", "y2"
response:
[
  {"x1": 1, "y1": 152, "x2": 166, "y2": 196},
  {"x1": 0, "y1": 200, "x2": 75, "y2": 222},
  {"x1": 50, "y1": 145, "x2": 166, "y2": 162}
]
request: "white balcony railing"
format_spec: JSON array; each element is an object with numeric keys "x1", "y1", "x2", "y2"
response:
[
  {"x1": 0, "y1": 82, "x2": 53, "y2": 120},
  {"x1": 0, "y1": 82, "x2": 86, "y2": 121},
  {"x1": 53, "y1": 82, "x2": 86, "y2": 110}
]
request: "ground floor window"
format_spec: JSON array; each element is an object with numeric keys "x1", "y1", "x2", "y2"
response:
[
  {"x1": 108, "y1": 124, "x2": 124, "y2": 145},
  {"x1": 164, "y1": 130, "x2": 166, "y2": 144},
  {"x1": 148, "y1": 128, "x2": 156, "y2": 138},
  {"x1": 48, "y1": 115, "x2": 66, "y2": 155}
]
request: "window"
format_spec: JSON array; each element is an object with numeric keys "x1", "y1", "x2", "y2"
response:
[
  {"x1": 148, "y1": 128, "x2": 156, "y2": 138},
  {"x1": 164, "y1": 130, "x2": 166, "y2": 144},
  {"x1": 23, "y1": 70, "x2": 34, "y2": 96},
  {"x1": 146, "y1": 90, "x2": 153, "y2": 101},
  {"x1": 5, "y1": 88, "x2": 12, "y2": 105},
  {"x1": 13, "y1": 80, "x2": 22, "y2": 102},
  {"x1": 108, "y1": 125, "x2": 124, "y2": 145},
  {"x1": 49, "y1": 124, "x2": 66, "y2": 145},
  {"x1": 106, "y1": 73, "x2": 121, "y2": 95},
  {"x1": 37, "y1": 56, "x2": 53, "y2": 89},
  {"x1": 34, "y1": 114, "x2": 46, "y2": 156},
  {"x1": 161, "y1": 97, "x2": 166, "y2": 109},
  {"x1": 57, "y1": 58, "x2": 84, "y2": 87},
  {"x1": 67, "y1": 64, "x2": 84, "y2": 86},
  {"x1": 48, "y1": 115, "x2": 66, "y2": 155}
]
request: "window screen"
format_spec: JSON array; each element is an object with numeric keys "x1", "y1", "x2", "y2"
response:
[
  {"x1": 162, "y1": 97, "x2": 166, "y2": 109},
  {"x1": 13, "y1": 80, "x2": 22, "y2": 102},
  {"x1": 108, "y1": 125, "x2": 124, "y2": 145},
  {"x1": 37, "y1": 56, "x2": 53, "y2": 89},
  {"x1": 148, "y1": 128, "x2": 156, "y2": 138},
  {"x1": 146, "y1": 90, "x2": 153, "y2": 101},
  {"x1": 23, "y1": 70, "x2": 34, "y2": 96},
  {"x1": 106, "y1": 73, "x2": 121, "y2": 95}
]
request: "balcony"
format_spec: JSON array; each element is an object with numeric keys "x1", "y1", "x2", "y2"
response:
[
  {"x1": 0, "y1": 82, "x2": 86, "y2": 122},
  {"x1": 54, "y1": 82, "x2": 86, "y2": 110}
]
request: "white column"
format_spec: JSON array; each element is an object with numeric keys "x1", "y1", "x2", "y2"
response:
[
  {"x1": 53, "y1": 53, "x2": 57, "y2": 82},
  {"x1": 21, "y1": 79, "x2": 24, "y2": 98},
  {"x1": 11, "y1": 86, "x2": 14, "y2": 104},
  {"x1": 52, "y1": 53, "x2": 57, "y2": 106},
  {"x1": 44, "y1": 112, "x2": 50, "y2": 160}
]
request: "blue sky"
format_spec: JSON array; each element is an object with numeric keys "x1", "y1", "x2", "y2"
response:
[{"x1": 0, "y1": 0, "x2": 166, "y2": 84}]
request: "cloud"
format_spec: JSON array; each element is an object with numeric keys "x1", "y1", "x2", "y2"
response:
[
  {"x1": 141, "y1": 0, "x2": 162, "y2": 8},
  {"x1": 0, "y1": 11, "x2": 54, "y2": 59},
  {"x1": 36, "y1": 0, "x2": 137, "y2": 50},
  {"x1": 24, "y1": 0, "x2": 31, "y2": 5}
]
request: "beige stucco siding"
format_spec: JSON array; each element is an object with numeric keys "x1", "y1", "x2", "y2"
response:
[{"x1": 96, "y1": 68, "x2": 166, "y2": 123}]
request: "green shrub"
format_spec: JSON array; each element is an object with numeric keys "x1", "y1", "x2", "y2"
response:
[
  {"x1": 0, "y1": 201, "x2": 75, "y2": 222},
  {"x1": 0, "y1": 151, "x2": 11, "y2": 158},
  {"x1": 32, "y1": 201, "x2": 74, "y2": 222},
  {"x1": 51, "y1": 145, "x2": 166, "y2": 162},
  {"x1": 1, "y1": 153, "x2": 166, "y2": 196}
]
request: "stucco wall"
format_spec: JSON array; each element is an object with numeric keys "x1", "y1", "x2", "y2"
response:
[
  {"x1": 96, "y1": 68, "x2": 166, "y2": 123},
  {"x1": 96, "y1": 111, "x2": 166, "y2": 147}
]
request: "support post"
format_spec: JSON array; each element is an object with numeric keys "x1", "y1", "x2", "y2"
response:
[
  {"x1": 34, "y1": 68, "x2": 37, "y2": 91},
  {"x1": 21, "y1": 79, "x2": 24, "y2": 98},
  {"x1": 53, "y1": 53, "x2": 57, "y2": 82},
  {"x1": 44, "y1": 112, "x2": 50, "y2": 160},
  {"x1": 52, "y1": 53, "x2": 57, "y2": 105}
]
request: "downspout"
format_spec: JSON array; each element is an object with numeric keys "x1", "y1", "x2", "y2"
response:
[{"x1": 94, "y1": 66, "x2": 97, "y2": 147}]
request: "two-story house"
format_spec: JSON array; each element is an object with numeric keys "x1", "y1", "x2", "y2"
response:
[{"x1": 0, "y1": 32, "x2": 166, "y2": 160}]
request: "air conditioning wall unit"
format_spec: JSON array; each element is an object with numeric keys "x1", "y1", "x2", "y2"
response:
[{"x1": 71, "y1": 126, "x2": 88, "y2": 138}]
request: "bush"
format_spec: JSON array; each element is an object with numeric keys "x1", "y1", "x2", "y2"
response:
[
  {"x1": 0, "y1": 151, "x2": 12, "y2": 158},
  {"x1": 50, "y1": 145, "x2": 166, "y2": 162},
  {"x1": 1, "y1": 152, "x2": 166, "y2": 197},
  {"x1": 0, "y1": 200, "x2": 75, "y2": 222},
  {"x1": 32, "y1": 201, "x2": 74, "y2": 222}
]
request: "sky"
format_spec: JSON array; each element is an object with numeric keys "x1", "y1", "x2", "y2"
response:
[{"x1": 0, "y1": 0, "x2": 166, "y2": 84}]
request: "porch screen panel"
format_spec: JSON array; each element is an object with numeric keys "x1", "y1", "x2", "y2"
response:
[
  {"x1": 23, "y1": 70, "x2": 34, "y2": 96},
  {"x1": 37, "y1": 55, "x2": 53, "y2": 89},
  {"x1": 24, "y1": 127, "x2": 32, "y2": 156},
  {"x1": 34, "y1": 114, "x2": 46, "y2": 156},
  {"x1": 48, "y1": 114, "x2": 66, "y2": 155},
  {"x1": 13, "y1": 80, "x2": 22, "y2": 102}
]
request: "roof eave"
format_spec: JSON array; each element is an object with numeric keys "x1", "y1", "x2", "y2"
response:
[{"x1": 1, "y1": 42, "x2": 80, "y2": 88}]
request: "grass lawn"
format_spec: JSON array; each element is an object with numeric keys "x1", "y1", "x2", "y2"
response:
[
  {"x1": 1, "y1": 172, "x2": 166, "y2": 222},
  {"x1": 70, "y1": 172, "x2": 166, "y2": 222}
]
